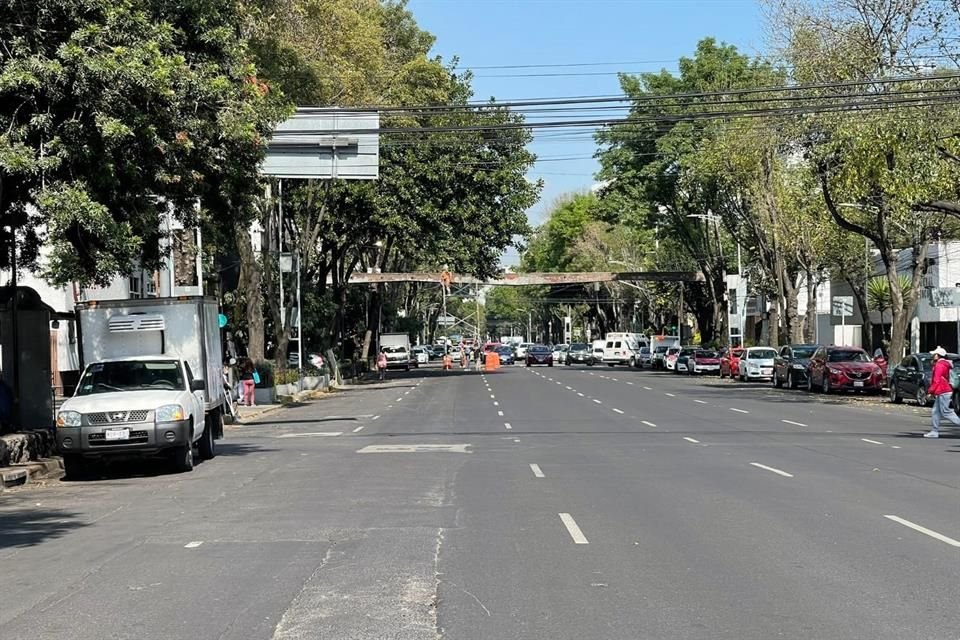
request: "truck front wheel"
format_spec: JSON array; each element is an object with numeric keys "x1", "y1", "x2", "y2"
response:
[{"x1": 171, "y1": 431, "x2": 194, "y2": 473}]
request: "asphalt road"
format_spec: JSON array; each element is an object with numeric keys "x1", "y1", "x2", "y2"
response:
[{"x1": 3, "y1": 362, "x2": 960, "y2": 639}]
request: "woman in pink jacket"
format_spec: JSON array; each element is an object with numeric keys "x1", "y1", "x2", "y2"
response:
[{"x1": 926, "y1": 346, "x2": 960, "y2": 438}]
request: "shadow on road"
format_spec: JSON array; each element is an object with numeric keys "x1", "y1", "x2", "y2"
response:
[
  {"x1": 246, "y1": 416, "x2": 361, "y2": 426},
  {"x1": 0, "y1": 507, "x2": 86, "y2": 549}
]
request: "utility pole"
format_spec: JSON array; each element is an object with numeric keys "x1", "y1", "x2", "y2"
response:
[{"x1": 678, "y1": 281, "x2": 684, "y2": 342}]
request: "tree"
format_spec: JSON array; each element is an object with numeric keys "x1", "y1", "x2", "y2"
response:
[{"x1": 0, "y1": 0, "x2": 281, "y2": 286}]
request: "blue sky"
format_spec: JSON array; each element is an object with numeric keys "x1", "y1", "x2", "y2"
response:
[{"x1": 407, "y1": 0, "x2": 765, "y2": 262}]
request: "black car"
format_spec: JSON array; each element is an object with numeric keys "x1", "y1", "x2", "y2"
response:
[
  {"x1": 889, "y1": 352, "x2": 960, "y2": 407},
  {"x1": 494, "y1": 345, "x2": 516, "y2": 365},
  {"x1": 565, "y1": 343, "x2": 594, "y2": 366},
  {"x1": 526, "y1": 344, "x2": 554, "y2": 367},
  {"x1": 674, "y1": 346, "x2": 698, "y2": 374},
  {"x1": 773, "y1": 344, "x2": 820, "y2": 389}
]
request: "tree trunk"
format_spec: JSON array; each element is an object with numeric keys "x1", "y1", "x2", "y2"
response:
[
  {"x1": 804, "y1": 273, "x2": 817, "y2": 343},
  {"x1": 234, "y1": 224, "x2": 264, "y2": 361}
]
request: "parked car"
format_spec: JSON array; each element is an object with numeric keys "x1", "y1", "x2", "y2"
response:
[
  {"x1": 526, "y1": 344, "x2": 554, "y2": 367},
  {"x1": 664, "y1": 346, "x2": 682, "y2": 371},
  {"x1": 552, "y1": 344, "x2": 569, "y2": 363},
  {"x1": 602, "y1": 337, "x2": 638, "y2": 367},
  {"x1": 737, "y1": 347, "x2": 777, "y2": 382},
  {"x1": 806, "y1": 345, "x2": 884, "y2": 394},
  {"x1": 773, "y1": 344, "x2": 820, "y2": 389},
  {"x1": 651, "y1": 345, "x2": 670, "y2": 369},
  {"x1": 690, "y1": 349, "x2": 721, "y2": 375},
  {"x1": 411, "y1": 346, "x2": 430, "y2": 365},
  {"x1": 494, "y1": 345, "x2": 516, "y2": 365},
  {"x1": 719, "y1": 347, "x2": 744, "y2": 379},
  {"x1": 888, "y1": 352, "x2": 960, "y2": 406},
  {"x1": 429, "y1": 345, "x2": 447, "y2": 360},
  {"x1": 592, "y1": 341, "x2": 606, "y2": 365},
  {"x1": 566, "y1": 343, "x2": 595, "y2": 366},
  {"x1": 638, "y1": 346, "x2": 652, "y2": 368},
  {"x1": 382, "y1": 345, "x2": 413, "y2": 370},
  {"x1": 674, "y1": 346, "x2": 698, "y2": 374}
]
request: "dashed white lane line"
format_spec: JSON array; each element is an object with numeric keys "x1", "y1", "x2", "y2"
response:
[
  {"x1": 352, "y1": 426, "x2": 365, "y2": 433},
  {"x1": 493, "y1": 401, "x2": 500, "y2": 406},
  {"x1": 861, "y1": 438, "x2": 884, "y2": 445},
  {"x1": 278, "y1": 432, "x2": 344, "y2": 438},
  {"x1": 372, "y1": 415, "x2": 380, "y2": 421},
  {"x1": 749, "y1": 462, "x2": 794, "y2": 478},
  {"x1": 498, "y1": 410, "x2": 504, "y2": 417},
  {"x1": 577, "y1": 392, "x2": 585, "y2": 397},
  {"x1": 626, "y1": 381, "x2": 633, "y2": 385},
  {"x1": 782, "y1": 419, "x2": 807, "y2": 427},
  {"x1": 664, "y1": 392, "x2": 675, "y2": 397},
  {"x1": 592, "y1": 399, "x2": 603, "y2": 404},
  {"x1": 505, "y1": 423, "x2": 512, "y2": 430},
  {"x1": 730, "y1": 407, "x2": 749, "y2": 414},
  {"x1": 644, "y1": 386, "x2": 652, "y2": 390},
  {"x1": 884, "y1": 515, "x2": 960, "y2": 547},
  {"x1": 683, "y1": 437, "x2": 700, "y2": 444},
  {"x1": 396, "y1": 397, "x2": 403, "y2": 402},
  {"x1": 612, "y1": 408, "x2": 624, "y2": 414},
  {"x1": 184, "y1": 541, "x2": 204, "y2": 549},
  {"x1": 530, "y1": 463, "x2": 545, "y2": 478},
  {"x1": 693, "y1": 399, "x2": 707, "y2": 404},
  {"x1": 565, "y1": 386, "x2": 573, "y2": 390},
  {"x1": 490, "y1": 394, "x2": 495, "y2": 398},
  {"x1": 589, "y1": 373, "x2": 596, "y2": 376},
  {"x1": 558, "y1": 513, "x2": 590, "y2": 545},
  {"x1": 404, "y1": 391, "x2": 410, "y2": 395},
  {"x1": 641, "y1": 420, "x2": 657, "y2": 428}
]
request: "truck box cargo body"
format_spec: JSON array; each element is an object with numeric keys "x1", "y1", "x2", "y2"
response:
[
  {"x1": 56, "y1": 297, "x2": 225, "y2": 477},
  {"x1": 379, "y1": 332, "x2": 413, "y2": 370}
]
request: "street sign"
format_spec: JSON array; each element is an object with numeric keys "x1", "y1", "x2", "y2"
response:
[
  {"x1": 261, "y1": 109, "x2": 379, "y2": 180},
  {"x1": 437, "y1": 314, "x2": 457, "y2": 327},
  {"x1": 832, "y1": 296, "x2": 854, "y2": 317},
  {"x1": 930, "y1": 287, "x2": 960, "y2": 307}
]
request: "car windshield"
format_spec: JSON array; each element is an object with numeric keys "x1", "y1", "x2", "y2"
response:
[
  {"x1": 77, "y1": 360, "x2": 184, "y2": 395},
  {"x1": 792, "y1": 346, "x2": 817, "y2": 358},
  {"x1": 828, "y1": 350, "x2": 868, "y2": 362},
  {"x1": 569, "y1": 343, "x2": 588, "y2": 351},
  {"x1": 654, "y1": 346, "x2": 669, "y2": 354},
  {"x1": 696, "y1": 350, "x2": 718, "y2": 358},
  {"x1": 748, "y1": 349, "x2": 777, "y2": 359},
  {"x1": 667, "y1": 348, "x2": 680, "y2": 355},
  {"x1": 384, "y1": 346, "x2": 407, "y2": 353},
  {"x1": 530, "y1": 346, "x2": 551, "y2": 354}
]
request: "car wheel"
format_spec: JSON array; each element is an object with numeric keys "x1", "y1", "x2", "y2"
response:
[
  {"x1": 172, "y1": 440, "x2": 194, "y2": 474},
  {"x1": 629, "y1": 356, "x2": 636, "y2": 368},
  {"x1": 63, "y1": 454, "x2": 89, "y2": 480},
  {"x1": 774, "y1": 370, "x2": 783, "y2": 388},
  {"x1": 548, "y1": 362, "x2": 554, "y2": 367},
  {"x1": 822, "y1": 376, "x2": 831, "y2": 394},
  {"x1": 719, "y1": 367, "x2": 726, "y2": 379},
  {"x1": 889, "y1": 382, "x2": 903, "y2": 404},
  {"x1": 198, "y1": 414, "x2": 217, "y2": 461},
  {"x1": 739, "y1": 369, "x2": 746, "y2": 382},
  {"x1": 915, "y1": 386, "x2": 928, "y2": 407},
  {"x1": 586, "y1": 360, "x2": 594, "y2": 366}
]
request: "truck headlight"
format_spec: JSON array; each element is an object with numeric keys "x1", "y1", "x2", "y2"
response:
[
  {"x1": 156, "y1": 404, "x2": 186, "y2": 422},
  {"x1": 56, "y1": 411, "x2": 81, "y2": 428}
]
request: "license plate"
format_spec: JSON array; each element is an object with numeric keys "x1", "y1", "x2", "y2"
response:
[
  {"x1": 853, "y1": 381, "x2": 864, "y2": 388},
  {"x1": 762, "y1": 369, "x2": 772, "y2": 375},
  {"x1": 105, "y1": 428, "x2": 130, "y2": 441}
]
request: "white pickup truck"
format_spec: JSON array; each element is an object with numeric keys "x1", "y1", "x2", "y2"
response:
[{"x1": 56, "y1": 297, "x2": 226, "y2": 478}]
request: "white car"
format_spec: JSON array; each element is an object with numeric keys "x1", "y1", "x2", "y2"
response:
[
  {"x1": 411, "y1": 346, "x2": 429, "y2": 365},
  {"x1": 738, "y1": 347, "x2": 777, "y2": 381},
  {"x1": 515, "y1": 343, "x2": 533, "y2": 359},
  {"x1": 552, "y1": 344, "x2": 568, "y2": 363},
  {"x1": 664, "y1": 347, "x2": 682, "y2": 371}
]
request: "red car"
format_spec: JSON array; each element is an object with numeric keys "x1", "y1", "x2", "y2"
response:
[
  {"x1": 806, "y1": 345, "x2": 884, "y2": 394},
  {"x1": 719, "y1": 348, "x2": 744, "y2": 379},
  {"x1": 689, "y1": 349, "x2": 721, "y2": 375}
]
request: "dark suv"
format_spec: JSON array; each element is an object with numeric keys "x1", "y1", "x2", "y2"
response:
[
  {"x1": 889, "y1": 352, "x2": 960, "y2": 407},
  {"x1": 526, "y1": 344, "x2": 554, "y2": 367},
  {"x1": 773, "y1": 344, "x2": 820, "y2": 389},
  {"x1": 565, "y1": 343, "x2": 594, "y2": 366}
]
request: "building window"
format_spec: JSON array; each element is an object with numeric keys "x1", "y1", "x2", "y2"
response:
[
  {"x1": 128, "y1": 275, "x2": 142, "y2": 299},
  {"x1": 729, "y1": 289, "x2": 738, "y2": 315}
]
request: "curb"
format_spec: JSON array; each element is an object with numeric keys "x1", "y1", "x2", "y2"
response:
[
  {"x1": 228, "y1": 389, "x2": 334, "y2": 427},
  {"x1": 1, "y1": 458, "x2": 65, "y2": 492}
]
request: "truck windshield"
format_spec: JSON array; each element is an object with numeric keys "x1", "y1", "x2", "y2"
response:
[{"x1": 76, "y1": 360, "x2": 185, "y2": 395}]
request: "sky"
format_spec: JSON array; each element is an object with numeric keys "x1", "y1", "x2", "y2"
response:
[{"x1": 407, "y1": 0, "x2": 766, "y2": 264}]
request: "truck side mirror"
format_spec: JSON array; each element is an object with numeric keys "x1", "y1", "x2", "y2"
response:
[{"x1": 190, "y1": 379, "x2": 206, "y2": 392}]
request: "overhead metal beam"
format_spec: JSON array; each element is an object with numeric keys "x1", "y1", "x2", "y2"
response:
[{"x1": 332, "y1": 271, "x2": 704, "y2": 286}]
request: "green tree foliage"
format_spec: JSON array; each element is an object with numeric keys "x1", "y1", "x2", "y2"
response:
[{"x1": 0, "y1": 0, "x2": 282, "y2": 286}]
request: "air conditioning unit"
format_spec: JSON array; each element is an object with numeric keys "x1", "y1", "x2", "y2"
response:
[{"x1": 922, "y1": 274, "x2": 936, "y2": 289}]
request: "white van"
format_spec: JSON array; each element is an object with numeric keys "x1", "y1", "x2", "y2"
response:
[
  {"x1": 602, "y1": 332, "x2": 646, "y2": 367},
  {"x1": 591, "y1": 340, "x2": 606, "y2": 364}
]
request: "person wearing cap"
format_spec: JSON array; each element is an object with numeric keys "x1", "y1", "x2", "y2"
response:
[{"x1": 926, "y1": 346, "x2": 960, "y2": 438}]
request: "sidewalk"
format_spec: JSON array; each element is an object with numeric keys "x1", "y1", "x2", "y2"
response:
[{"x1": 230, "y1": 387, "x2": 335, "y2": 425}]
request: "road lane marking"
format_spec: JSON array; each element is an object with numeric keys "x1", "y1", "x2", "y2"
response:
[
  {"x1": 664, "y1": 392, "x2": 675, "y2": 397},
  {"x1": 372, "y1": 415, "x2": 380, "y2": 421},
  {"x1": 626, "y1": 382, "x2": 633, "y2": 385},
  {"x1": 498, "y1": 411, "x2": 504, "y2": 416},
  {"x1": 530, "y1": 463, "x2": 544, "y2": 478},
  {"x1": 490, "y1": 394, "x2": 495, "y2": 398},
  {"x1": 693, "y1": 399, "x2": 707, "y2": 404},
  {"x1": 358, "y1": 444, "x2": 470, "y2": 453},
  {"x1": 558, "y1": 513, "x2": 589, "y2": 544},
  {"x1": 611, "y1": 378, "x2": 618, "y2": 382},
  {"x1": 565, "y1": 386, "x2": 573, "y2": 390},
  {"x1": 749, "y1": 462, "x2": 793, "y2": 478},
  {"x1": 592, "y1": 399, "x2": 603, "y2": 404},
  {"x1": 643, "y1": 386, "x2": 652, "y2": 390},
  {"x1": 781, "y1": 419, "x2": 807, "y2": 427},
  {"x1": 352, "y1": 426, "x2": 365, "y2": 433},
  {"x1": 884, "y1": 515, "x2": 960, "y2": 547},
  {"x1": 404, "y1": 391, "x2": 410, "y2": 395},
  {"x1": 612, "y1": 408, "x2": 624, "y2": 414},
  {"x1": 184, "y1": 541, "x2": 204, "y2": 549},
  {"x1": 684, "y1": 437, "x2": 700, "y2": 444},
  {"x1": 861, "y1": 438, "x2": 884, "y2": 445},
  {"x1": 278, "y1": 432, "x2": 344, "y2": 438},
  {"x1": 730, "y1": 408, "x2": 749, "y2": 414},
  {"x1": 577, "y1": 392, "x2": 585, "y2": 397},
  {"x1": 493, "y1": 401, "x2": 499, "y2": 406},
  {"x1": 505, "y1": 423, "x2": 512, "y2": 430},
  {"x1": 891, "y1": 445, "x2": 902, "y2": 449},
  {"x1": 641, "y1": 420, "x2": 657, "y2": 428},
  {"x1": 396, "y1": 397, "x2": 403, "y2": 402}
]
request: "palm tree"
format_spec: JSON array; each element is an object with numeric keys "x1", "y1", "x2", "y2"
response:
[{"x1": 867, "y1": 275, "x2": 912, "y2": 341}]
